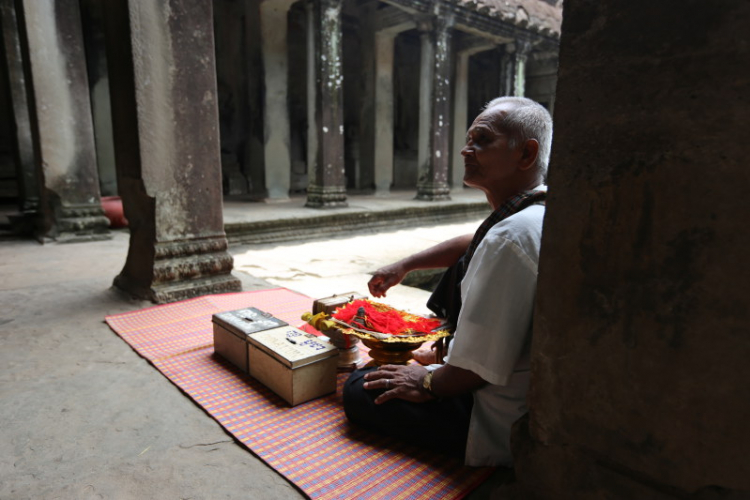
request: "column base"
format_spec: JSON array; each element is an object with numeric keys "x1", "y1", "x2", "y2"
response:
[
  {"x1": 415, "y1": 183, "x2": 451, "y2": 201},
  {"x1": 114, "y1": 273, "x2": 242, "y2": 304},
  {"x1": 305, "y1": 185, "x2": 348, "y2": 208},
  {"x1": 114, "y1": 235, "x2": 242, "y2": 303},
  {"x1": 151, "y1": 274, "x2": 241, "y2": 303},
  {"x1": 53, "y1": 204, "x2": 112, "y2": 243}
]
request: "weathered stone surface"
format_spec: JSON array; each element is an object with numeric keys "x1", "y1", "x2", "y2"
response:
[
  {"x1": 415, "y1": 9, "x2": 454, "y2": 201},
  {"x1": 18, "y1": 0, "x2": 110, "y2": 242},
  {"x1": 104, "y1": 0, "x2": 240, "y2": 303},
  {"x1": 515, "y1": 0, "x2": 750, "y2": 497}
]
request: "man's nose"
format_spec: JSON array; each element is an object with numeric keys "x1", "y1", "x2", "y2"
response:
[{"x1": 461, "y1": 145, "x2": 472, "y2": 157}]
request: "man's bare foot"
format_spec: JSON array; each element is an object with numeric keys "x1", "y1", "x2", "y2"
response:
[{"x1": 412, "y1": 348, "x2": 437, "y2": 365}]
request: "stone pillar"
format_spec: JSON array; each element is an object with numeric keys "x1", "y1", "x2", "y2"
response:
[
  {"x1": 305, "y1": 0, "x2": 347, "y2": 208},
  {"x1": 452, "y1": 44, "x2": 495, "y2": 190},
  {"x1": 0, "y1": 0, "x2": 37, "y2": 215},
  {"x1": 512, "y1": 1, "x2": 750, "y2": 498},
  {"x1": 243, "y1": 0, "x2": 266, "y2": 199},
  {"x1": 356, "y1": 2, "x2": 377, "y2": 194},
  {"x1": 513, "y1": 39, "x2": 532, "y2": 97},
  {"x1": 18, "y1": 0, "x2": 110, "y2": 242},
  {"x1": 499, "y1": 43, "x2": 515, "y2": 97},
  {"x1": 373, "y1": 31, "x2": 397, "y2": 195},
  {"x1": 103, "y1": 0, "x2": 241, "y2": 303},
  {"x1": 260, "y1": 0, "x2": 296, "y2": 201},
  {"x1": 305, "y1": 0, "x2": 318, "y2": 200},
  {"x1": 415, "y1": 13, "x2": 454, "y2": 201}
]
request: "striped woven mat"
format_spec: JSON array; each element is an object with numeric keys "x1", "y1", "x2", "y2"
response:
[{"x1": 105, "y1": 288, "x2": 493, "y2": 500}]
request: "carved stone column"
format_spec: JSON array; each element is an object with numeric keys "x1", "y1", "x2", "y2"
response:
[
  {"x1": 260, "y1": 0, "x2": 296, "y2": 201},
  {"x1": 0, "y1": 0, "x2": 37, "y2": 215},
  {"x1": 499, "y1": 43, "x2": 515, "y2": 97},
  {"x1": 513, "y1": 39, "x2": 532, "y2": 97},
  {"x1": 17, "y1": 0, "x2": 110, "y2": 242},
  {"x1": 103, "y1": 0, "x2": 241, "y2": 303},
  {"x1": 305, "y1": 0, "x2": 347, "y2": 208},
  {"x1": 415, "y1": 12, "x2": 454, "y2": 201}
]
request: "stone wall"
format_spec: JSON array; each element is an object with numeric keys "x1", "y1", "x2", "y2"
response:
[{"x1": 514, "y1": 0, "x2": 750, "y2": 498}]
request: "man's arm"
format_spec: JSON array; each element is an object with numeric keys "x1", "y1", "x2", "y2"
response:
[
  {"x1": 368, "y1": 234, "x2": 473, "y2": 297},
  {"x1": 363, "y1": 363, "x2": 486, "y2": 404}
]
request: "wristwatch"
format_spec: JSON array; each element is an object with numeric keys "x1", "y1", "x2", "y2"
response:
[{"x1": 422, "y1": 370, "x2": 438, "y2": 398}]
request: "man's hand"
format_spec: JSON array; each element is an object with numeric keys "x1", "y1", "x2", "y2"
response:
[
  {"x1": 411, "y1": 347, "x2": 438, "y2": 366},
  {"x1": 363, "y1": 364, "x2": 433, "y2": 404},
  {"x1": 368, "y1": 263, "x2": 407, "y2": 297}
]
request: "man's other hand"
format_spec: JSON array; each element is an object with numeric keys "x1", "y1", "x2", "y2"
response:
[
  {"x1": 368, "y1": 263, "x2": 407, "y2": 297},
  {"x1": 363, "y1": 364, "x2": 433, "y2": 404}
]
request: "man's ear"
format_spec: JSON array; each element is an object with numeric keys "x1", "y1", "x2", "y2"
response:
[{"x1": 518, "y1": 139, "x2": 540, "y2": 171}]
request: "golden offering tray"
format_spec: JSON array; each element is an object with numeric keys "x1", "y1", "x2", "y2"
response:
[
  {"x1": 303, "y1": 307, "x2": 450, "y2": 366},
  {"x1": 346, "y1": 329, "x2": 449, "y2": 366}
]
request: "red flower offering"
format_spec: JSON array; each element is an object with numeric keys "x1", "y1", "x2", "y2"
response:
[{"x1": 332, "y1": 299, "x2": 442, "y2": 336}]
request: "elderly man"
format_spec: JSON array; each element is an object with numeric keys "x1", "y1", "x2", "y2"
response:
[{"x1": 343, "y1": 97, "x2": 553, "y2": 466}]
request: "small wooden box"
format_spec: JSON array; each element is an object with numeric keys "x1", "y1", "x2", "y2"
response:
[
  {"x1": 247, "y1": 326, "x2": 339, "y2": 406},
  {"x1": 212, "y1": 308, "x2": 288, "y2": 373},
  {"x1": 312, "y1": 291, "x2": 366, "y2": 315}
]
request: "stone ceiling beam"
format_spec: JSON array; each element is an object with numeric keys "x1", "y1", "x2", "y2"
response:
[
  {"x1": 374, "y1": 5, "x2": 416, "y2": 34},
  {"x1": 381, "y1": 0, "x2": 559, "y2": 47}
]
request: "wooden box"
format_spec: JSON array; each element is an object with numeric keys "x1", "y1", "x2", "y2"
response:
[
  {"x1": 312, "y1": 291, "x2": 366, "y2": 315},
  {"x1": 212, "y1": 308, "x2": 287, "y2": 373},
  {"x1": 247, "y1": 326, "x2": 339, "y2": 406}
]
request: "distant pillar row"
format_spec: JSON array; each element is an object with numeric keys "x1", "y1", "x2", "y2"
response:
[
  {"x1": 15, "y1": 0, "x2": 110, "y2": 242},
  {"x1": 104, "y1": 0, "x2": 240, "y2": 303},
  {"x1": 415, "y1": 12, "x2": 454, "y2": 201},
  {"x1": 251, "y1": 4, "x2": 533, "y2": 204},
  {"x1": 305, "y1": 0, "x2": 347, "y2": 208}
]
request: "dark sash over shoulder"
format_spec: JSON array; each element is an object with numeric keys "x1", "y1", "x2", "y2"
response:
[{"x1": 426, "y1": 189, "x2": 547, "y2": 329}]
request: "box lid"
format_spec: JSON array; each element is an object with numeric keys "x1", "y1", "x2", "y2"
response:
[
  {"x1": 248, "y1": 326, "x2": 338, "y2": 368},
  {"x1": 313, "y1": 292, "x2": 366, "y2": 315},
  {"x1": 212, "y1": 307, "x2": 288, "y2": 339}
]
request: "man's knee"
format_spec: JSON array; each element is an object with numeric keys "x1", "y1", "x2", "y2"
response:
[{"x1": 343, "y1": 368, "x2": 377, "y2": 424}]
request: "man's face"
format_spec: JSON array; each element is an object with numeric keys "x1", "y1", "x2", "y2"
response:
[{"x1": 461, "y1": 105, "x2": 520, "y2": 193}]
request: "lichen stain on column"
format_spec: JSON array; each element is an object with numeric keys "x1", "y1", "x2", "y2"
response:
[{"x1": 322, "y1": 5, "x2": 343, "y2": 95}]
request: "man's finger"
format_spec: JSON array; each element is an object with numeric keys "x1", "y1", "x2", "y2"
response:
[
  {"x1": 374, "y1": 389, "x2": 396, "y2": 404},
  {"x1": 379, "y1": 364, "x2": 400, "y2": 372}
]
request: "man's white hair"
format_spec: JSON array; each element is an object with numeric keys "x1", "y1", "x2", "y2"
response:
[{"x1": 484, "y1": 96, "x2": 553, "y2": 181}]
